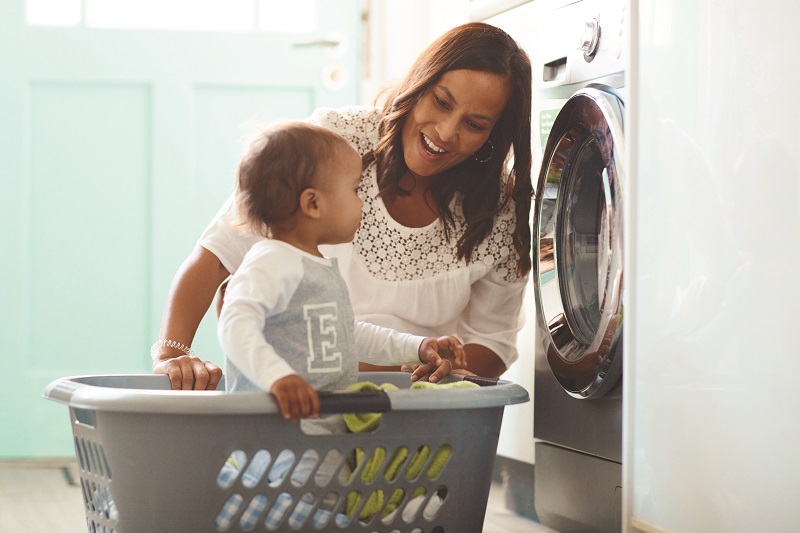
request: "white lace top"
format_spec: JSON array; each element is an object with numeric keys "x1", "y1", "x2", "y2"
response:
[{"x1": 199, "y1": 106, "x2": 528, "y2": 367}]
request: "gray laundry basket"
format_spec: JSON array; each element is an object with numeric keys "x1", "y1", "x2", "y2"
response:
[{"x1": 44, "y1": 372, "x2": 528, "y2": 533}]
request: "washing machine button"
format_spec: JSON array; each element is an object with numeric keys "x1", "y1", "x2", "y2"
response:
[{"x1": 579, "y1": 18, "x2": 601, "y2": 62}]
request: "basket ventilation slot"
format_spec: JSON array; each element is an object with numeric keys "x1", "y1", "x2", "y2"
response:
[
  {"x1": 75, "y1": 436, "x2": 118, "y2": 531},
  {"x1": 213, "y1": 443, "x2": 452, "y2": 531}
]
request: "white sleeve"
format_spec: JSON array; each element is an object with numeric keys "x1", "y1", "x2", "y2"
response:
[
  {"x1": 457, "y1": 269, "x2": 528, "y2": 367},
  {"x1": 354, "y1": 321, "x2": 425, "y2": 366},
  {"x1": 198, "y1": 194, "x2": 263, "y2": 275},
  {"x1": 217, "y1": 246, "x2": 300, "y2": 391}
]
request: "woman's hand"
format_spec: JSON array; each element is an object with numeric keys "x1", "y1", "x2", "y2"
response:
[
  {"x1": 152, "y1": 245, "x2": 230, "y2": 390},
  {"x1": 271, "y1": 375, "x2": 320, "y2": 421},
  {"x1": 152, "y1": 355, "x2": 222, "y2": 391},
  {"x1": 404, "y1": 343, "x2": 506, "y2": 380},
  {"x1": 412, "y1": 336, "x2": 466, "y2": 383}
]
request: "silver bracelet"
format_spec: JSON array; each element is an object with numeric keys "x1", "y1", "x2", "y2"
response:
[{"x1": 150, "y1": 339, "x2": 194, "y2": 360}]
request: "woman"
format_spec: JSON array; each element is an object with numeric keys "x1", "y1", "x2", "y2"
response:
[{"x1": 152, "y1": 22, "x2": 533, "y2": 390}]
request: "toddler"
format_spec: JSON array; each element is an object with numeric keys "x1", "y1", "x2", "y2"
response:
[{"x1": 217, "y1": 122, "x2": 465, "y2": 421}]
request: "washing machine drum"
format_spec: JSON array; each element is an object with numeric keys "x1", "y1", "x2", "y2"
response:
[{"x1": 534, "y1": 85, "x2": 625, "y2": 399}]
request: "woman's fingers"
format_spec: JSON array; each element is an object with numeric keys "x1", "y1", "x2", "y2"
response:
[
  {"x1": 191, "y1": 357, "x2": 210, "y2": 390},
  {"x1": 410, "y1": 363, "x2": 434, "y2": 382},
  {"x1": 428, "y1": 358, "x2": 452, "y2": 383},
  {"x1": 157, "y1": 355, "x2": 222, "y2": 390},
  {"x1": 204, "y1": 362, "x2": 223, "y2": 390}
]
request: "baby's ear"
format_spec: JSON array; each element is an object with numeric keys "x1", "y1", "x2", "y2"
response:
[{"x1": 298, "y1": 188, "x2": 321, "y2": 218}]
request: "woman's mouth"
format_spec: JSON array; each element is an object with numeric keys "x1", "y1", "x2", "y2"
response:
[{"x1": 420, "y1": 132, "x2": 447, "y2": 156}]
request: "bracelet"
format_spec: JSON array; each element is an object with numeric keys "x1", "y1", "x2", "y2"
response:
[{"x1": 150, "y1": 339, "x2": 194, "y2": 360}]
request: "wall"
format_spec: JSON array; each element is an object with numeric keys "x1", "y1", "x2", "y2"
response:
[
  {"x1": 360, "y1": 0, "x2": 469, "y2": 105},
  {"x1": 626, "y1": 1, "x2": 800, "y2": 531}
]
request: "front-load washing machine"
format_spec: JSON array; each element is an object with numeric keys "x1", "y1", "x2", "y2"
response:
[{"x1": 531, "y1": 1, "x2": 626, "y2": 532}]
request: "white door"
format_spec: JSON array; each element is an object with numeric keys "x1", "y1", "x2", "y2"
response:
[{"x1": 0, "y1": 0, "x2": 361, "y2": 458}]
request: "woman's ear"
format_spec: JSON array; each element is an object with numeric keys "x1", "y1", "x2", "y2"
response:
[{"x1": 298, "y1": 188, "x2": 322, "y2": 218}]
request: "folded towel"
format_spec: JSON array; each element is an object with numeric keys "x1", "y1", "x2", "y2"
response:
[
  {"x1": 410, "y1": 380, "x2": 480, "y2": 390},
  {"x1": 342, "y1": 381, "x2": 399, "y2": 433}
]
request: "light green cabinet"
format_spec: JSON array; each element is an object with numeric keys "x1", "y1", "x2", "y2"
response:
[{"x1": 0, "y1": 0, "x2": 361, "y2": 458}]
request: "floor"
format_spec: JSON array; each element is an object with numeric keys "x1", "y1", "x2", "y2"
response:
[{"x1": 0, "y1": 461, "x2": 555, "y2": 532}]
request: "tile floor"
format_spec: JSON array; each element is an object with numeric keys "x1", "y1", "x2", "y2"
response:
[{"x1": 0, "y1": 461, "x2": 555, "y2": 532}]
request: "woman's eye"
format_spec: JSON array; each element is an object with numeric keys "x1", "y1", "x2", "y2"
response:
[
  {"x1": 434, "y1": 95, "x2": 449, "y2": 109},
  {"x1": 467, "y1": 120, "x2": 485, "y2": 132}
]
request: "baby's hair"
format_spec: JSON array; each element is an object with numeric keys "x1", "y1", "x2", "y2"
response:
[{"x1": 235, "y1": 122, "x2": 352, "y2": 236}]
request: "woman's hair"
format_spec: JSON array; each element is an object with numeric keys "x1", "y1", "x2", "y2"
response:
[
  {"x1": 365, "y1": 22, "x2": 533, "y2": 276},
  {"x1": 235, "y1": 122, "x2": 351, "y2": 237}
]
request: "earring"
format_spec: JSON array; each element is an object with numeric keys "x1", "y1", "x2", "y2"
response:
[{"x1": 474, "y1": 139, "x2": 494, "y2": 163}]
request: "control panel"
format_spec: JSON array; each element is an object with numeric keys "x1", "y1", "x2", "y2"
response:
[{"x1": 536, "y1": 0, "x2": 626, "y2": 90}]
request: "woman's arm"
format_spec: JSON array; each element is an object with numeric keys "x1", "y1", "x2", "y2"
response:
[
  {"x1": 152, "y1": 245, "x2": 229, "y2": 390},
  {"x1": 463, "y1": 344, "x2": 507, "y2": 378},
  {"x1": 456, "y1": 267, "x2": 528, "y2": 379}
]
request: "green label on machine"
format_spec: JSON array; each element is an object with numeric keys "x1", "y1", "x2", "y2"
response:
[{"x1": 539, "y1": 108, "x2": 560, "y2": 151}]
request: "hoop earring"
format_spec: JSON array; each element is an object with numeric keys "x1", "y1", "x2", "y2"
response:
[{"x1": 474, "y1": 139, "x2": 494, "y2": 163}]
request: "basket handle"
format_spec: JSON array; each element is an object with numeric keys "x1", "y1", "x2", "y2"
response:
[
  {"x1": 462, "y1": 375, "x2": 499, "y2": 387},
  {"x1": 317, "y1": 390, "x2": 391, "y2": 414},
  {"x1": 43, "y1": 377, "x2": 82, "y2": 405}
]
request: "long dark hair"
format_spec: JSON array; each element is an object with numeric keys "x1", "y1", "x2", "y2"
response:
[{"x1": 364, "y1": 23, "x2": 533, "y2": 275}]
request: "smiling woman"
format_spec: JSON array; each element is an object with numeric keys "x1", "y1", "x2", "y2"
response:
[{"x1": 152, "y1": 21, "x2": 533, "y2": 389}]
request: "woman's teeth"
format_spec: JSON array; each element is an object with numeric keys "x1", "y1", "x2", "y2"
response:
[{"x1": 421, "y1": 133, "x2": 446, "y2": 154}]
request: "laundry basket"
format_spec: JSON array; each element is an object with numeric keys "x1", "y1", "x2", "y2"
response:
[{"x1": 44, "y1": 372, "x2": 528, "y2": 533}]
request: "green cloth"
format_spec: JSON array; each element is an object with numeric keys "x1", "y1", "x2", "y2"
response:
[
  {"x1": 410, "y1": 380, "x2": 480, "y2": 390},
  {"x1": 341, "y1": 380, "x2": 477, "y2": 521}
]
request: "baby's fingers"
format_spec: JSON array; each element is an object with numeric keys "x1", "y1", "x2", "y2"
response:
[{"x1": 304, "y1": 389, "x2": 320, "y2": 418}]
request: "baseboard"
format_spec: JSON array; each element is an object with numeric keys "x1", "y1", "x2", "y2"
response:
[{"x1": 0, "y1": 458, "x2": 76, "y2": 468}]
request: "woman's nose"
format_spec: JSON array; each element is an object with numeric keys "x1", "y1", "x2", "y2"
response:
[{"x1": 436, "y1": 115, "x2": 459, "y2": 143}]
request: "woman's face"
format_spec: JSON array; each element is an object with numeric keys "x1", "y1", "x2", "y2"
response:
[{"x1": 401, "y1": 69, "x2": 511, "y2": 179}]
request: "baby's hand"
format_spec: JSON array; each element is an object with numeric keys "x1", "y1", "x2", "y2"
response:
[
  {"x1": 270, "y1": 375, "x2": 319, "y2": 421},
  {"x1": 413, "y1": 336, "x2": 466, "y2": 383}
]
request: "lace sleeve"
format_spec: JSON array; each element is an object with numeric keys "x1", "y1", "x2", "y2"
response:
[{"x1": 306, "y1": 106, "x2": 380, "y2": 157}]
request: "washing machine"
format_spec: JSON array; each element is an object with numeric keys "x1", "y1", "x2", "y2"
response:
[{"x1": 531, "y1": 0, "x2": 626, "y2": 532}]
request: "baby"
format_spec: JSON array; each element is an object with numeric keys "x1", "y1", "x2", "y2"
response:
[{"x1": 217, "y1": 122, "x2": 465, "y2": 420}]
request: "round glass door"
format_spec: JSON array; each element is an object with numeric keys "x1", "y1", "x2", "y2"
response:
[{"x1": 534, "y1": 86, "x2": 625, "y2": 399}]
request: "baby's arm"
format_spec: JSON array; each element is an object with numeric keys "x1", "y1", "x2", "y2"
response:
[
  {"x1": 270, "y1": 375, "x2": 319, "y2": 421},
  {"x1": 353, "y1": 321, "x2": 465, "y2": 383}
]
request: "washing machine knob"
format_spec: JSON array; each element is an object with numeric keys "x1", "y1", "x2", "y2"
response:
[{"x1": 578, "y1": 18, "x2": 601, "y2": 62}]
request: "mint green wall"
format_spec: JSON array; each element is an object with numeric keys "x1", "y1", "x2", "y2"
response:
[{"x1": 0, "y1": 0, "x2": 361, "y2": 458}]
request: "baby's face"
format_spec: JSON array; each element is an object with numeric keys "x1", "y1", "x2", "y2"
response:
[{"x1": 318, "y1": 144, "x2": 363, "y2": 244}]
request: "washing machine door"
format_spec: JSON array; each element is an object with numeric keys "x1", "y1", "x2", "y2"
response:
[{"x1": 533, "y1": 85, "x2": 625, "y2": 399}]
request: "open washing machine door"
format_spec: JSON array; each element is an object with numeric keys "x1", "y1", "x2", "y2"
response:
[{"x1": 533, "y1": 84, "x2": 625, "y2": 399}]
